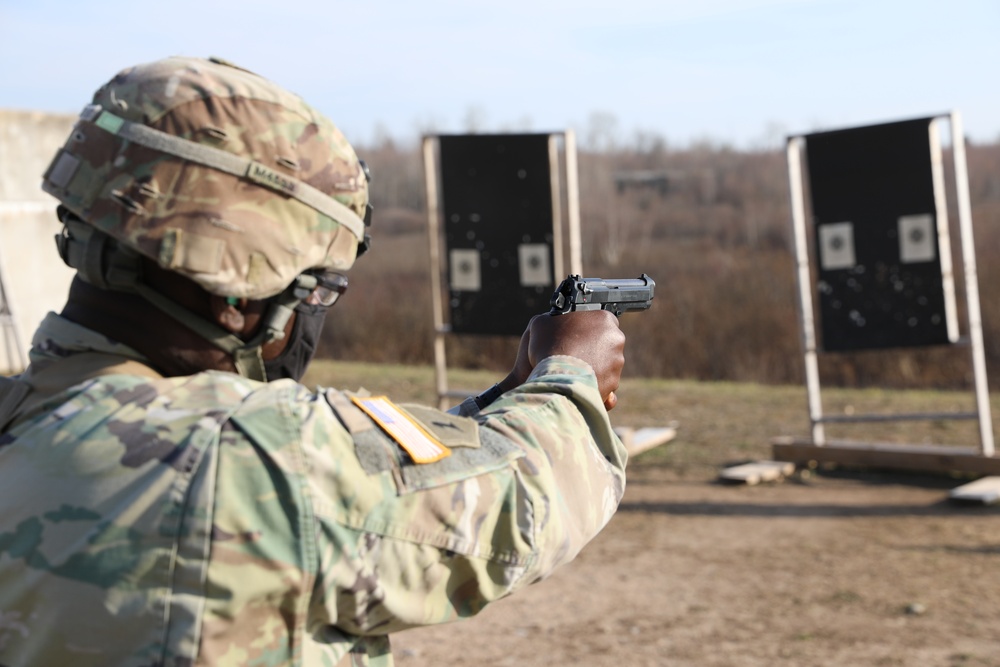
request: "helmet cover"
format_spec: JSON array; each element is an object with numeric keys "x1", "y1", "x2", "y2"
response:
[{"x1": 43, "y1": 56, "x2": 369, "y2": 299}]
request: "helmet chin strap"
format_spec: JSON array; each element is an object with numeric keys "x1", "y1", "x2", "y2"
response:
[
  {"x1": 129, "y1": 277, "x2": 315, "y2": 381},
  {"x1": 56, "y1": 212, "x2": 316, "y2": 381}
]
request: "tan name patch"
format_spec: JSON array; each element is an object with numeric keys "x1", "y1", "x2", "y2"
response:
[
  {"x1": 399, "y1": 404, "x2": 480, "y2": 449},
  {"x1": 351, "y1": 396, "x2": 452, "y2": 464},
  {"x1": 245, "y1": 161, "x2": 298, "y2": 195}
]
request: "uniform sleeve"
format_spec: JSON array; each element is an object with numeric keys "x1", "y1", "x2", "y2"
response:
[{"x1": 302, "y1": 355, "x2": 627, "y2": 638}]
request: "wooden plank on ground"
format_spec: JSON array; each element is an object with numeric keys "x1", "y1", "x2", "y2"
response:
[
  {"x1": 949, "y1": 476, "x2": 1000, "y2": 505},
  {"x1": 772, "y1": 437, "x2": 1000, "y2": 475},
  {"x1": 719, "y1": 460, "x2": 795, "y2": 485},
  {"x1": 614, "y1": 425, "x2": 677, "y2": 457}
]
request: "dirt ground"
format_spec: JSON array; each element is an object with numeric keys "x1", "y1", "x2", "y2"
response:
[{"x1": 390, "y1": 463, "x2": 1000, "y2": 667}]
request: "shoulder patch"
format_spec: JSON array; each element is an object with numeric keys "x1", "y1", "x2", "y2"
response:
[
  {"x1": 322, "y1": 391, "x2": 525, "y2": 493},
  {"x1": 322, "y1": 388, "x2": 395, "y2": 475},
  {"x1": 397, "y1": 427, "x2": 524, "y2": 494},
  {"x1": 398, "y1": 403, "x2": 480, "y2": 449},
  {"x1": 351, "y1": 395, "x2": 451, "y2": 464}
]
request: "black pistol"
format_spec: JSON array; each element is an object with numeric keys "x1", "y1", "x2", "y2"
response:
[{"x1": 549, "y1": 274, "x2": 655, "y2": 317}]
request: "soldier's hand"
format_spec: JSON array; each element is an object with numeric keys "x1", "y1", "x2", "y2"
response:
[{"x1": 502, "y1": 311, "x2": 625, "y2": 411}]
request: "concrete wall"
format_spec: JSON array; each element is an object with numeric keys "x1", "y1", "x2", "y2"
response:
[{"x1": 0, "y1": 109, "x2": 77, "y2": 374}]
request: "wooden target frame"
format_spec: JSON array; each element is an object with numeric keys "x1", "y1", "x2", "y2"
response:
[
  {"x1": 774, "y1": 111, "x2": 998, "y2": 475},
  {"x1": 422, "y1": 131, "x2": 582, "y2": 409}
]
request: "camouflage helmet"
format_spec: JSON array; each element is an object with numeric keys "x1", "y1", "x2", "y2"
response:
[{"x1": 42, "y1": 55, "x2": 370, "y2": 300}]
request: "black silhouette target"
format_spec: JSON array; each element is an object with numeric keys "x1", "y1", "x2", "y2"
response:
[
  {"x1": 805, "y1": 118, "x2": 955, "y2": 351},
  {"x1": 439, "y1": 134, "x2": 555, "y2": 335}
]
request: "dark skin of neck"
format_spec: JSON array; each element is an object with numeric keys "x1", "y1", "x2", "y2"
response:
[{"x1": 60, "y1": 261, "x2": 295, "y2": 377}]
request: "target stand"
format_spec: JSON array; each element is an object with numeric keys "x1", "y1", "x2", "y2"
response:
[
  {"x1": 772, "y1": 112, "x2": 998, "y2": 496},
  {"x1": 422, "y1": 131, "x2": 583, "y2": 409}
]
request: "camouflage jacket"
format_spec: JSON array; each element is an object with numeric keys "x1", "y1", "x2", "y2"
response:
[{"x1": 0, "y1": 314, "x2": 627, "y2": 667}]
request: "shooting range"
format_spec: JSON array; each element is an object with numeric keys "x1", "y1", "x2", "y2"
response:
[
  {"x1": 422, "y1": 131, "x2": 674, "y2": 455},
  {"x1": 0, "y1": 110, "x2": 77, "y2": 375},
  {"x1": 770, "y1": 112, "x2": 1000, "y2": 500}
]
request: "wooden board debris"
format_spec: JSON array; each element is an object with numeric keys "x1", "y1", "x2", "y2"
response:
[
  {"x1": 614, "y1": 424, "x2": 677, "y2": 457},
  {"x1": 719, "y1": 460, "x2": 796, "y2": 485},
  {"x1": 949, "y1": 476, "x2": 1000, "y2": 505}
]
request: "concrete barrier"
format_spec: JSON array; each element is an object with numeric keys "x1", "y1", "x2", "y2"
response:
[{"x1": 0, "y1": 109, "x2": 77, "y2": 374}]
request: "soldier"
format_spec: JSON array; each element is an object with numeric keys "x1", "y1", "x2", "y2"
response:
[{"x1": 0, "y1": 56, "x2": 627, "y2": 666}]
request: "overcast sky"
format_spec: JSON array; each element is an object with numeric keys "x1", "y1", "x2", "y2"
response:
[{"x1": 1, "y1": 0, "x2": 996, "y2": 149}]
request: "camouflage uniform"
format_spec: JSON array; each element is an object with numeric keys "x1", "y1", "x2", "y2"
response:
[
  {"x1": 0, "y1": 312, "x2": 627, "y2": 666},
  {"x1": 0, "y1": 55, "x2": 628, "y2": 666}
]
